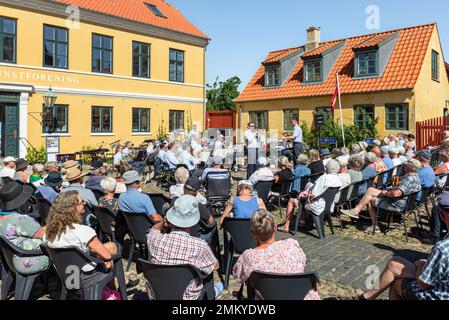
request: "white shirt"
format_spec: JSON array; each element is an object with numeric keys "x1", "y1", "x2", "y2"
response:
[
  {"x1": 335, "y1": 173, "x2": 351, "y2": 203},
  {"x1": 293, "y1": 124, "x2": 303, "y2": 143},
  {"x1": 165, "y1": 151, "x2": 180, "y2": 169},
  {"x1": 146, "y1": 145, "x2": 154, "y2": 154},
  {"x1": 305, "y1": 174, "x2": 342, "y2": 216},
  {"x1": 0, "y1": 167, "x2": 15, "y2": 179},
  {"x1": 123, "y1": 148, "x2": 130, "y2": 155},
  {"x1": 43, "y1": 224, "x2": 97, "y2": 272},
  {"x1": 244, "y1": 130, "x2": 258, "y2": 149},
  {"x1": 179, "y1": 150, "x2": 196, "y2": 170},
  {"x1": 158, "y1": 149, "x2": 166, "y2": 161},
  {"x1": 113, "y1": 152, "x2": 122, "y2": 165},
  {"x1": 249, "y1": 167, "x2": 275, "y2": 185}
]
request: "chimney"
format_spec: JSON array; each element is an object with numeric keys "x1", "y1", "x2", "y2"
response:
[{"x1": 305, "y1": 27, "x2": 320, "y2": 52}]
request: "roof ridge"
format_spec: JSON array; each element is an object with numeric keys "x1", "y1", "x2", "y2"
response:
[{"x1": 266, "y1": 22, "x2": 436, "y2": 57}]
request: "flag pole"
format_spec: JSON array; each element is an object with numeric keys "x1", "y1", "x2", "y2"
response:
[{"x1": 336, "y1": 73, "x2": 346, "y2": 147}]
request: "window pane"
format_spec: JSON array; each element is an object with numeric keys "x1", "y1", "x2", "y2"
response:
[
  {"x1": 141, "y1": 44, "x2": 149, "y2": 55},
  {"x1": 133, "y1": 43, "x2": 139, "y2": 54},
  {"x1": 132, "y1": 58, "x2": 140, "y2": 77},
  {"x1": 103, "y1": 37, "x2": 112, "y2": 50},
  {"x1": 102, "y1": 109, "x2": 111, "y2": 131},
  {"x1": 2, "y1": 37, "x2": 14, "y2": 61},
  {"x1": 3, "y1": 19, "x2": 15, "y2": 34},
  {"x1": 57, "y1": 44, "x2": 67, "y2": 56},
  {"x1": 56, "y1": 29, "x2": 67, "y2": 42},
  {"x1": 92, "y1": 108, "x2": 100, "y2": 132},
  {"x1": 92, "y1": 35, "x2": 101, "y2": 48},
  {"x1": 142, "y1": 110, "x2": 150, "y2": 132},
  {"x1": 44, "y1": 26, "x2": 54, "y2": 40},
  {"x1": 44, "y1": 41, "x2": 55, "y2": 55},
  {"x1": 132, "y1": 109, "x2": 139, "y2": 131},
  {"x1": 177, "y1": 51, "x2": 184, "y2": 61},
  {"x1": 92, "y1": 49, "x2": 100, "y2": 71},
  {"x1": 170, "y1": 50, "x2": 176, "y2": 61},
  {"x1": 142, "y1": 58, "x2": 149, "y2": 77}
]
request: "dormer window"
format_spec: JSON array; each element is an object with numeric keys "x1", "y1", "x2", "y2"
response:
[
  {"x1": 355, "y1": 51, "x2": 378, "y2": 77},
  {"x1": 265, "y1": 66, "x2": 280, "y2": 87},
  {"x1": 304, "y1": 59, "x2": 322, "y2": 83}
]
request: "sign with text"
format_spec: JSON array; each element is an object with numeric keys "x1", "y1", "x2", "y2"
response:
[
  {"x1": 319, "y1": 137, "x2": 337, "y2": 145},
  {"x1": 46, "y1": 136, "x2": 60, "y2": 162}
]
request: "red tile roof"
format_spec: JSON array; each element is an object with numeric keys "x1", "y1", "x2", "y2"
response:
[
  {"x1": 237, "y1": 23, "x2": 436, "y2": 103},
  {"x1": 263, "y1": 47, "x2": 303, "y2": 65},
  {"x1": 53, "y1": 0, "x2": 208, "y2": 39},
  {"x1": 301, "y1": 40, "x2": 344, "y2": 59},
  {"x1": 352, "y1": 31, "x2": 397, "y2": 50}
]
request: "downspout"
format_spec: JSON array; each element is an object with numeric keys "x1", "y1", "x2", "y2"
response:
[{"x1": 203, "y1": 44, "x2": 207, "y2": 132}]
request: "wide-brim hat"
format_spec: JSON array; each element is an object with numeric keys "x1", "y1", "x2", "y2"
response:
[
  {"x1": 122, "y1": 170, "x2": 140, "y2": 185},
  {"x1": 44, "y1": 172, "x2": 63, "y2": 187},
  {"x1": 65, "y1": 167, "x2": 88, "y2": 182},
  {"x1": 15, "y1": 158, "x2": 29, "y2": 171},
  {"x1": 61, "y1": 160, "x2": 80, "y2": 173},
  {"x1": 0, "y1": 181, "x2": 34, "y2": 211},
  {"x1": 166, "y1": 195, "x2": 200, "y2": 228}
]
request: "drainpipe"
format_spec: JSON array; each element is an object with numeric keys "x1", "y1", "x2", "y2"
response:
[{"x1": 203, "y1": 45, "x2": 207, "y2": 132}]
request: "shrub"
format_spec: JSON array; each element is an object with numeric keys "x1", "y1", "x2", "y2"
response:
[
  {"x1": 302, "y1": 114, "x2": 379, "y2": 148},
  {"x1": 26, "y1": 146, "x2": 46, "y2": 165}
]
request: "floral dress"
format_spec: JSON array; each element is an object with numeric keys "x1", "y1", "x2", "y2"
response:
[
  {"x1": 0, "y1": 213, "x2": 49, "y2": 275},
  {"x1": 233, "y1": 238, "x2": 320, "y2": 300}
]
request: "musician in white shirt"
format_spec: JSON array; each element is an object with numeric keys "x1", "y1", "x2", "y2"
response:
[
  {"x1": 165, "y1": 143, "x2": 181, "y2": 170},
  {"x1": 157, "y1": 143, "x2": 168, "y2": 161},
  {"x1": 179, "y1": 143, "x2": 197, "y2": 171},
  {"x1": 113, "y1": 146, "x2": 124, "y2": 166},
  {"x1": 244, "y1": 122, "x2": 259, "y2": 179}
]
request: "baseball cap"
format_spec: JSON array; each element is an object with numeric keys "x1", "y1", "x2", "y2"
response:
[
  {"x1": 212, "y1": 155, "x2": 223, "y2": 165},
  {"x1": 3, "y1": 156, "x2": 16, "y2": 163}
]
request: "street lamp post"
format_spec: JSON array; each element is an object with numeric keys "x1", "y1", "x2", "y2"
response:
[{"x1": 43, "y1": 86, "x2": 58, "y2": 133}]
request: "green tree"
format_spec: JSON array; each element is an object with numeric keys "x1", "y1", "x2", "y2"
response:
[{"x1": 206, "y1": 76, "x2": 241, "y2": 111}]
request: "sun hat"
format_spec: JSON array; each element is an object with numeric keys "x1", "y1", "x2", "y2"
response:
[
  {"x1": 405, "y1": 158, "x2": 422, "y2": 170},
  {"x1": 61, "y1": 160, "x2": 80, "y2": 174},
  {"x1": 320, "y1": 148, "x2": 331, "y2": 156},
  {"x1": 185, "y1": 176, "x2": 202, "y2": 192},
  {"x1": 166, "y1": 195, "x2": 200, "y2": 228},
  {"x1": 365, "y1": 152, "x2": 377, "y2": 164},
  {"x1": 336, "y1": 156, "x2": 349, "y2": 167},
  {"x1": 389, "y1": 147, "x2": 400, "y2": 155},
  {"x1": 3, "y1": 156, "x2": 16, "y2": 164},
  {"x1": 44, "y1": 172, "x2": 63, "y2": 187},
  {"x1": 380, "y1": 146, "x2": 390, "y2": 155},
  {"x1": 238, "y1": 180, "x2": 253, "y2": 188},
  {"x1": 90, "y1": 161, "x2": 104, "y2": 170},
  {"x1": 0, "y1": 181, "x2": 34, "y2": 212},
  {"x1": 257, "y1": 157, "x2": 268, "y2": 166},
  {"x1": 416, "y1": 150, "x2": 432, "y2": 161},
  {"x1": 15, "y1": 158, "x2": 29, "y2": 171},
  {"x1": 212, "y1": 155, "x2": 223, "y2": 165},
  {"x1": 65, "y1": 167, "x2": 88, "y2": 182},
  {"x1": 122, "y1": 170, "x2": 140, "y2": 185}
]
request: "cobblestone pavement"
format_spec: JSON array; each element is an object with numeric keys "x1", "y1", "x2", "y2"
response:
[{"x1": 0, "y1": 167, "x2": 435, "y2": 300}]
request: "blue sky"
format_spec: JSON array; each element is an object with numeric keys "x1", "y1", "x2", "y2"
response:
[{"x1": 168, "y1": 0, "x2": 449, "y2": 90}]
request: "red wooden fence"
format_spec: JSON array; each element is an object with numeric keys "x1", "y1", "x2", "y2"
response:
[
  {"x1": 416, "y1": 116, "x2": 449, "y2": 150},
  {"x1": 205, "y1": 110, "x2": 236, "y2": 130}
]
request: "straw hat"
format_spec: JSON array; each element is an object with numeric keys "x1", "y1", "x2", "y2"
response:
[
  {"x1": 64, "y1": 167, "x2": 88, "y2": 182},
  {"x1": 61, "y1": 160, "x2": 80, "y2": 174}
]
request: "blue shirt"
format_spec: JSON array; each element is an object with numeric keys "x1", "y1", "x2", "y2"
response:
[
  {"x1": 382, "y1": 157, "x2": 394, "y2": 170},
  {"x1": 36, "y1": 185, "x2": 59, "y2": 204},
  {"x1": 118, "y1": 189, "x2": 157, "y2": 217},
  {"x1": 359, "y1": 166, "x2": 377, "y2": 195},
  {"x1": 293, "y1": 164, "x2": 311, "y2": 192},
  {"x1": 418, "y1": 166, "x2": 436, "y2": 202},
  {"x1": 233, "y1": 196, "x2": 260, "y2": 219}
]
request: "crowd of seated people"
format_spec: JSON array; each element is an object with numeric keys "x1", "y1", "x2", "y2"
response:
[{"x1": 2, "y1": 129, "x2": 449, "y2": 302}]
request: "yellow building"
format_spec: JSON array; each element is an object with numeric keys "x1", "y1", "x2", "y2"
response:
[
  {"x1": 236, "y1": 24, "x2": 449, "y2": 141},
  {"x1": 0, "y1": 0, "x2": 209, "y2": 158}
]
